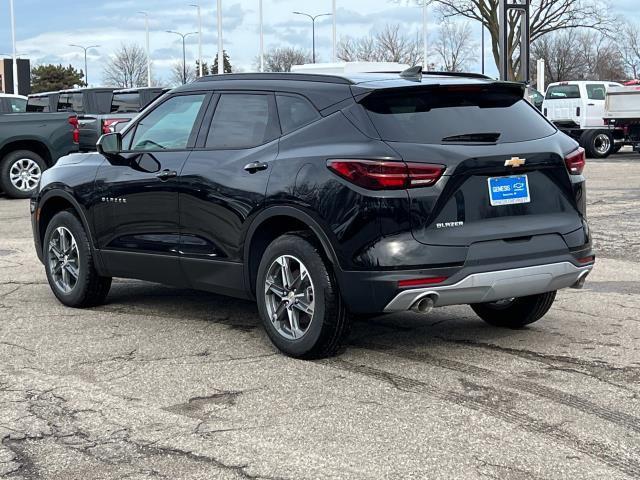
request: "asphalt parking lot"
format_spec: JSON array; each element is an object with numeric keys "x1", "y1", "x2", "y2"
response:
[{"x1": 0, "y1": 152, "x2": 639, "y2": 480}]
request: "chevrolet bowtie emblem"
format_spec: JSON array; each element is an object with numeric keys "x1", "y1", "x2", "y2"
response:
[{"x1": 505, "y1": 157, "x2": 526, "y2": 168}]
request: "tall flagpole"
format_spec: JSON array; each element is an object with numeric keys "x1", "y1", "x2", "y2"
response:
[
  {"x1": 190, "y1": 4, "x2": 203, "y2": 77},
  {"x1": 9, "y1": 0, "x2": 19, "y2": 94},
  {"x1": 332, "y1": 0, "x2": 336, "y2": 62},
  {"x1": 259, "y1": 0, "x2": 264, "y2": 72},
  {"x1": 217, "y1": 0, "x2": 224, "y2": 74},
  {"x1": 422, "y1": 0, "x2": 428, "y2": 68}
]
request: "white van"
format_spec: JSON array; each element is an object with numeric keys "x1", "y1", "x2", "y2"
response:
[{"x1": 542, "y1": 81, "x2": 622, "y2": 158}]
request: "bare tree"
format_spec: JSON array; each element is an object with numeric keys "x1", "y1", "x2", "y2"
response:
[
  {"x1": 619, "y1": 22, "x2": 640, "y2": 80},
  {"x1": 337, "y1": 24, "x2": 421, "y2": 65},
  {"x1": 259, "y1": 47, "x2": 312, "y2": 72},
  {"x1": 404, "y1": 0, "x2": 614, "y2": 80},
  {"x1": 531, "y1": 29, "x2": 624, "y2": 83},
  {"x1": 432, "y1": 20, "x2": 477, "y2": 72},
  {"x1": 169, "y1": 61, "x2": 197, "y2": 87},
  {"x1": 103, "y1": 43, "x2": 148, "y2": 88}
]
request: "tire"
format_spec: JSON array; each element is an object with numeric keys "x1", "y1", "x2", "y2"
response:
[
  {"x1": 580, "y1": 130, "x2": 613, "y2": 159},
  {"x1": 256, "y1": 233, "x2": 350, "y2": 359},
  {"x1": 43, "y1": 210, "x2": 112, "y2": 308},
  {"x1": 470, "y1": 291, "x2": 557, "y2": 329},
  {"x1": 0, "y1": 150, "x2": 47, "y2": 199}
]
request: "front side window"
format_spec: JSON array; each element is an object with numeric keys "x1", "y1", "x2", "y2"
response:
[
  {"x1": 586, "y1": 84, "x2": 606, "y2": 100},
  {"x1": 276, "y1": 94, "x2": 320, "y2": 134},
  {"x1": 130, "y1": 94, "x2": 206, "y2": 151},
  {"x1": 206, "y1": 94, "x2": 278, "y2": 149}
]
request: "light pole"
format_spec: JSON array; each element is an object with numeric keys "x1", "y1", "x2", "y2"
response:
[
  {"x1": 481, "y1": 22, "x2": 485, "y2": 75},
  {"x1": 259, "y1": 0, "x2": 264, "y2": 72},
  {"x1": 293, "y1": 11, "x2": 332, "y2": 64},
  {"x1": 138, "y1": 11, "x2": 151, "y2": 86},
  {"x1": 69, "y1": 44, "x2": 100, "y2": 86},
  {"x1": 217, "y1": 0, "x2": 223, "y2": 74},
  {"x1": 332, "y1": 0, "x2": 336, "y2": 63},
  {"x1": 9, "y1": 0, "x2": 18, "y2": 94},
  {"x1": 190, "y1": 4, "x2": 203, "y2": 77},
  {"x1": 167, "y1": 30, "x2": 197, "y2": 84},
  {"x1": 422, "y1": 0, "x2": 427, "y2": 68}
]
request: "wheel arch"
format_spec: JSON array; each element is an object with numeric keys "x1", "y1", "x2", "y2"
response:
[
  {"x1": 36, "y1": 190, "x2": 102, "y2": 270},
  {"x1": 0, "y1": 139, "x2": 53, "y2": 166},
  {"x1": 243, "y1": 206, "x2": 340, "y2": 297}
]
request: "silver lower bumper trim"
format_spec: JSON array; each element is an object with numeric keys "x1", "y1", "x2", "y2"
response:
[{"x1": 384, "y1": 262, "x2": 593, "y2": 313}]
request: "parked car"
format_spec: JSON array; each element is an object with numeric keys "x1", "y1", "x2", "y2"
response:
[
  {"x1": 31, "y1": 70, "x2": 594, "y2": 358},
  {"x1": 101, "y1": 87, "x2": 168, "y2": 134},
  {"x1": 526, "y1": 86, "x2": 544, "y2": 110},
  {"x1": 0, "y1": 112, "x2": 79, "y2": 198},
  {"x1": 26, "y1": 91, "x2": 60, "y2": 113},
  {"x1": 55, "y1": 88, "x2": 114, "y2": 151},
  {"x1": 542, "y1": 80, "x2": 622, "y2": 158},
  {"x1": 0, "y1": 93, "x2": 27, "y2": 113}
]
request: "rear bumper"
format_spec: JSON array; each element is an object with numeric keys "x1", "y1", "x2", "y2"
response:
[{"x1": 383, "y1": 261, "x2": 592, "y2": 313}]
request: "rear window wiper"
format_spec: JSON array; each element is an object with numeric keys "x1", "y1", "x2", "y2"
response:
[{"x1": 442, "y1": 133, "x2": 501, "y2": 143}]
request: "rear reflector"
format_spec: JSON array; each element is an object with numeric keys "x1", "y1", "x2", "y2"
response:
[
  {"x1": 102, "y1": 118, "x2": 130, "y2": 134},
  {"x1": 398, "y1": 276, "x2": 448, "y2": 288},
  {"x1": 68, "y1": 116, "x2": 79, "y2": 144},
  {"x1": 327, "y1": 159, "x2": 445, "y2": 190},
  {"x1": 577, "y1": 256, "x2": 595, "y2": 264},
  {"x1": 565, "y1": 147, "x2": 586, "y2": 175}
]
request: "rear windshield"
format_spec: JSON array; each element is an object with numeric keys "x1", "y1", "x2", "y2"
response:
[
  {"x1": 27, "y1": 96, "x2": 50, "y2": 112},
  {"x1": 57, "y1": 93, "x2": 84, "y2": 113},
  {"x1": 111, "y1": 92, "x2": 140, "y2": 113},
  {"x1": 361, "y1": 85, "x2": 556, "y2": 145},
  {"x1": 545, "y1": 85, "x2": 581, "y2": 100}
]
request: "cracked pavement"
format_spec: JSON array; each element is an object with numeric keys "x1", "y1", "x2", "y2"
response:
[{"x1": 0, "y1": 153, "x2": 639, "y2": 479}]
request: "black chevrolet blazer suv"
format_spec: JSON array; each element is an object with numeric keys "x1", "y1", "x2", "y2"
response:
[{"x1": 31, "y1": 69, "x2": 594, "y2": 358}]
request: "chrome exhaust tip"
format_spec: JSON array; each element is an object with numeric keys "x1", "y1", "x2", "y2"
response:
[
  {"x1": 411, "y1": 296, "x2": 435, "y2": 314},
  {"x1": 571, "y1": 271, "x2": 590, "y2": 289}
]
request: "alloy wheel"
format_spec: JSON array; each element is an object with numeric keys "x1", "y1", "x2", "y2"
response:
[
  {"x1": 264, "y1": 255, "x2": 315, "y2": 340},
  {"x1": 594, "y1": 134, "x2": 611, "y2": 156},
  {"x1": 9, "y1": 158, "x2": 41, "y2": 192},
  {"x1": 48, "y1": 226, "x2": 80, "y2": 294}
]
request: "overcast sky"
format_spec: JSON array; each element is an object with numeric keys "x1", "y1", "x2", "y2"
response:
[{"x1": 0, "y1": 0, "x2": 637, "y2": 86}]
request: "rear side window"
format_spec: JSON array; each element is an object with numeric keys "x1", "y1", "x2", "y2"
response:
[
  {"x1": 57, "y1": 93, "x2": 84, "y2": 113},
  {"x1": 206, "y1": 94, "x2": 279, "y2": 149},
  {"x1": 545, "y1": 85, "x2": 581, "y2": 99},
  {"x1": 130, "y1": 94, "x2": 206, "y2": 151},
  {"x1": 586, "y1": 84, "x2": 606, "y2": 100},
  {"x1": 111, "y1": 92, "x2": 140, "y2": 113},
  {"x1": 362, "y1": 86, "x2": 556, "y2": 145},
  {"x1": 276, "y1": 94, "x2": 320, "y2": 134},
  {"x1": 27, "y1": 96, "x2": 49, "y2": 112},
  {"x1": 8, "y1": 98, "x2": 26, "y2": 112}
]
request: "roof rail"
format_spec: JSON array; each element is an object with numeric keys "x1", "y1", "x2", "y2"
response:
[
  {"x1": 195, "y1": 72, "x2": 354, "y2": 85},
  {"x1": 422, "y1": 70, "x2": 492, "y2": 80}
]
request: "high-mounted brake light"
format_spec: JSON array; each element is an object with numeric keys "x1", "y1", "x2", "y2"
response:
[
  {"x1": 565, "y1": 147, "x2": 586, "y2": 175},
  {"x1": 327, "y1": 160, "x2": 445, "y2": 190},
  {"x1": 68, "y1": 116, "x2": 79, "y2": 144},
  {"x1": 398, "y1": 276, "x2": 448, "y2": 288}
]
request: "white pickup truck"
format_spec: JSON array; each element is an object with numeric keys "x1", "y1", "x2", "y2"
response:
[
  {"x1": 604, "y1": 86, "x2": 640, "y2": 153},
  {"x1": 542, "y1": 81, "x2": 622, "y2": 158}
]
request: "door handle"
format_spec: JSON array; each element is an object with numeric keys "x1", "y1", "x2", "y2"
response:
[
  {"x1": 243, "y1": 161, "x2": 269, "y2": 174},
  {"x1": 587, "y1": 103, "x2": 595, "y2": 106},
  {"x1": 156, "y1": 169, "x2": 177, "y2": 181}
]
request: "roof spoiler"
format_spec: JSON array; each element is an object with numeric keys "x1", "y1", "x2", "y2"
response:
[{"x1": 400, "y1": 66, "x2": 492, "y2": 81}]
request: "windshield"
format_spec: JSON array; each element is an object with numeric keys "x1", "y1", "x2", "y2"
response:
[
  {"x1": 545, "y1": 85, "x2": 581, "y2": 100},
  {"x1": 361, "y1": 85, "x2": 556, "y2": 144}
]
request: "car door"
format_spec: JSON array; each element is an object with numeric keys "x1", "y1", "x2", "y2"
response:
[
  {"x1": 179, "y1": 91, "x2": 281, "y2": 297},
  {"x1": 92, "y1": 92, "x2": 210, "y2": 286},
  {"x1": 584, "y1": 83, "x2": 606, "y2": 128}
]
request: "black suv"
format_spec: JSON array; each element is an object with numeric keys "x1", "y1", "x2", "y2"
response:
[{"x1": 31, "y1": 70, "x2": 594, "y2": 358}]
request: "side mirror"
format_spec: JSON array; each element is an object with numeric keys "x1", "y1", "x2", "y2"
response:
[{"x1": 97, "y1": 132, "x2": 122, "y2": 156}]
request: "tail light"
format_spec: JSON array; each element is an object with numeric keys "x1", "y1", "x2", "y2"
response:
[
  {"x1": 68, "y1": 116, "x2": 79, "y2": 144},
  {"x1": 565, "y1": 147, "x2": 586, "y2": 175},
  {"x1": 327, "y1": 159, "x2": 445, "y2": 190},
  {"x1": 102, "y1": 118, "x2": 129, "y2": 134},
  {"x1": 398, "y1": 276, "x2": 448, "y2": 288}
]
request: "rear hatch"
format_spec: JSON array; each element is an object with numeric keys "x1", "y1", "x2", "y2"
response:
[
  {"x1": 543, "y1": 83, "x2": 582, "y2": 125},
  {"x1": 359, "y1": 82, "x2": 585, "y2": 255}
]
